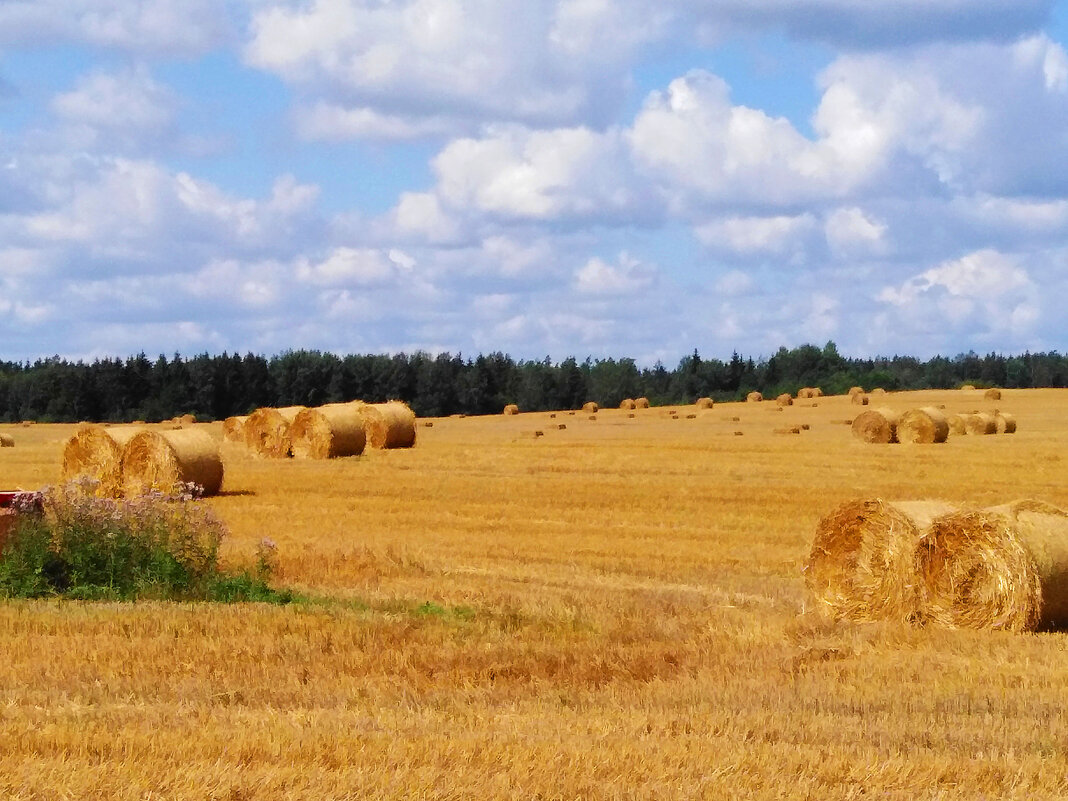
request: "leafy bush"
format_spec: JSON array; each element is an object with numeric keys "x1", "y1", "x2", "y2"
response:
[{"x1": 0, "y1": 480, "x2": 292, "y2": 603}]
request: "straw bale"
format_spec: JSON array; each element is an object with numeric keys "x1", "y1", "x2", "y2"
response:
[
  {"x1": 964, "y1": 412, "x2": 996, "y2": 435},
  {"x1": 797, "y1": 387, "x2": 823, "y2": 399},
  {"x1": 244, "y1": 406, "x2": 306, "y2": 458},
  {"x1": 627, "y1": 413, "x2": 635, "y2": 418},
  {"x1": 557, "y1": 424, "x2": 566, "y2": 430},
  {"x1": 289, "y1": 403, "x2": 367, "y2": 459},
  {"x1": 800, "y1": 423, "x2": 810, "y2": 430},
  {"x1": 776, "y1": 393, "x2": 793, "y2": 406},
  {"x1": 946, "y1": 414, "x2": 968, "y2": 436},
  {"x1": 960, "y1": 384, "x2": 976, "y2": 391},
  {"x1": 619, "y1": 398, "x2": 637, "y2": 410},
  {"x1": 916, "y1": 501, "x2": 1068, "y2": 631},
  {"x1": 358, "y1": 401, "x2": 417, "y2": 449},
  {"x1": 588, "y1": 415, "x2": 597, "y2": 421},
  {"x1": 634, "y1": 397, "x2": 650, "y2": 409},
  {"x1": 746, "y1": 391, "x2": 763, "y2": 403},
  {"x1": 995, "y1": 412, "x2": 1017, "y2": 434},
  {"x1": 724, "y1": 416, "x2": 740, "y2": 422},
  {"x1": 174, "y1": 413, "x2": 196, "y2": 426},
  {"x1": 121, "y1": 428, "x2": 224, "y2": 497},
  {"x1": 0, "y1": 434, "x2": 12, "y2": 448},
  {"x1": 20, "y1": 421, "x2": 34, "y2": 427},
  {"x1": 870, "y1": 388, "x2": 887, "y2": 396},
  {"x1": 847, "y1": 386, "x2": 864, "y2": 397},
  {"x1": 773, "y1": 427, "x2": 800, "y2": 435},
  {"x1": 423, "y1": 421, "x2": 434, "y2": 428},
  {"x1": 897, "y1": 407, "x2": 949, "y2": 444},
  {"x1": 805, "y1": 499, "x2": 957, "y2": 624},
  {"x1": 851, "y1": 407, "x2": 899, "y2": 444},
  {"x1": 984, "y1": 388, "x2": 1002, "y2": 400},
  {"x1": 695, "y1": 397, "x2": 714, "y2": 409},
  {"x1": 582, "y1": 402, "x2": 599, "y2": 413},
  {"x1": 830, "y1": 419, "x2": 853, "y2": 425},
  {"x1": 685, "y1": 413, "x2": 697, "y2": 419},
  {"x1": 221, "y1": 416, "x2": 248, "y2": 443},
  {"x1": 733, "y1": 431, "x2": 744, "y2": 436},
  {"x1": 503, "y1": 404, "x2": 519, "y2": 415},
  {"x1": 61, "y1": 424, "x2": 145, "y2": 497},
  {"x1": 851, "y1": 393, "x2": 869, "y2": 406}
]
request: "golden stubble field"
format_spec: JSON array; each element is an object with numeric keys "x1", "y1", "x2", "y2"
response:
[{"x1": 0, "y1": 389, "x2": 1066, "y2": 800}]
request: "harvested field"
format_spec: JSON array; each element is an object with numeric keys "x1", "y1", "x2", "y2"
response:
[{"x1": 0, "y1": 388, "x2": 1067, "y2": 799}]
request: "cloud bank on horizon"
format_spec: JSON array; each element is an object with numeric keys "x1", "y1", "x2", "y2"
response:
[{"x1": 1, "y1": 0, "x2": 1066, "y2": 364}]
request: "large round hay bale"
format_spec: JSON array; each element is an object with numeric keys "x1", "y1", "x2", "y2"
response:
[
  {"x1": 960, "y1": 384, "x2": 976, "y2": 391},
  {"x1": 984, "y1": 388, "x2": 1002, "y2": 400},
  {"x1": 0, "y1": 434, "x2": 13, "y2": 448},
  {"x1": 847, "y1": 386, "x2": 864, "y2": 397},
  {"x1": 582, "y1": 401, "x2": 599, "y2": 413},
  {"x1": 695, "y1": 397, "x2": 713, "y2": 409},
  {"x1": 289, "y1": 403, "x2": 367, "y2": 459},
  {"x1": 358, "y1": 401, "x2": 417, "y2": 449},
  {"x1": 503, "y1": 404, "x2": 519, "y2": 416},
  {"x1": 870, "y1": 387, "x2": 887, "y2": 396},
  {"x1": 995, "y1": 412, "x2": 1017, "y2": 434},
  {"x1": 174, "y1": 413, "x2": 196, "y2": 426},
  {"x1": 897, "y1": 407, "x2": 949, "y2": 444},
  {"x1": 61, "y1": 424, "x2": 145, "y2": 497},
  {"x1": 964, "y1": 412, "x2": 996, "y2": 435},
  {"x1": 805, "y1": 499, "x2": 958, "y2": 623},
  {"x1": 946, "y1": 414, "x2": 968, "y2": 436},
  {"x1": 244, "y1": 406, "x2": 305, "y2": 457},
  {"x1": 851, "y1": 393, "x2": 870, "y2": 406},
  {"x1": 851, "y1": 407, "x2": 899, "y2": 444},
  {"x1": 797, "y1": 387, "x2": 823, "y2": 399},
  {"x1": 746, "y1": 391, "x2": 763, "y2": 403},
  {"x1": 619, "y1": 398, "x2": 637, "y2": 410},
  {"x1": 121, "y1": 428, "x2": 224, "y2": 497},
  {"x1": 776, "y1": 393, "x2": 793, "y2": 407},
  {"x1": 916, "y1": 501, "x2": 1068, "y2": 631},
  {"x1": 221, "y1": 416, "x2": 248, "y2": 443},
  {"x1": 634, "y1": 397, "x2": 650, "y2": 409}
]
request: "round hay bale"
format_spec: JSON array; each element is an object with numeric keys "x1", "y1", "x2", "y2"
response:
[
  {"x1": 358, "y1": 401, "x2": 417, "y2": 449},
  {"x1": 805, "y1": 499, "x2": 958, "y2": 624},
  {"x1": 960, "y1": 384, "x2": 976, "y2": 391},
  {"x1": 174, "y1": 413, "x2": 196, "y2": 426},
  {"x1": 634, "y1": 397, "x2": 650, "y2": 409},
  {"x1": 847, "y1": 386, "x2": 864, "y2": 397},
  {"x1": 61, "y1": 424, "x2": 145, "y2": 497},
  {"x1": 121, "y1": 428, "x2": 224, "y2": 497},
  {"x1": 897, "y1": 407, "x2": 949, "y2": 444},
  {"x1": 244, "y1": 406, "x2": 306, "y2": 457},
  {"x1": 20, "y1": 421, "x2": 35, "y2": 427},
  {"x1": 746, "y1": 391, "x2": 763, "y2": 403},
  {"x1": 776, "y1": 393, "x2": 793, "y2": 407},
  {"x1": 289, "y1": 403, "x2": 367, "y2": 459},
  {"x1": 870, "y1": 388, "x2": 887, "y2": 396},
  {"x1": 851, "y1": 407, "x2": 899, "y2": 444},
  {"x1": 797, "y1": 387, "x2": 823, "y2": 399},
  {"x1": 964, "y1": 412, "x2": 996, "y2": 435},
  {"x1": 984, "y1": 388, "x2": 1002, "y2": 400},
  {"x1": 619, "y1": 398, "x2": 637, "y2": 410},
  {"x1": 995, "y1": 412, "x2": 1017, "y2": 434},
  {"x1": 503, "y1": 404, "x2": 519, "y2": 416},
  {"x1": 695, "y1": 397, "x2": 714, "y2": 409},
  {"x1": 582, "y1": 402, "x2": 599, "y2": 413},
  {"x1": 946, "y1": 414, "x2": 968, "y2": 436},
  {"x1": 221, "y1": 416, "x2": 248, "y2": 443},
  {"x1": 916, "y1": 501, "x2": 1068, "y2": 631},
  {"x1": 0, "y1": 434, "x2": 13, "y2": 448},
  {"x1": 851, "y1": 393, "x2": 869, "y2": 406}
]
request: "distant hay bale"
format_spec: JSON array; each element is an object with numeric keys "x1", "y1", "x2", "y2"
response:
[
  {"x1": 830, "y1": 419, "x2": 853, "y2": 425},
  {"x1": 358, "y1": 401, "x2": 417, "y2": 449},
  {"x1": 897, "y1": 407, "x2": 949, "y2": 444},
  {"x1": 244, "y1": 406, "x2": 306, "y2": 457},
  {"x1": 960, "y1": 384, "x2": 976, "y2": 391},
  {"x1": 582, "y1": 402, "x2": 599, "y2": 413},
  {"x1": 964, "y1": 412, "x2": 996, "y2": 435},
  {"x1": 870, "y1": 388, "x2": 887, "y2": 396},
  {"x1": 847, "y1": 386, "x2": 864, "y2": 397},
  {"x1": 685, "y1": 413, "x2": 697, "y2": 419},
  {"x1": 503, "y1": 404, "x2": 519, "y2": 415},
  {"x1": 695, "y1": 397, "x2": 714, "y2": 409},
  {"x1": 805, "y1": 499, "x2": 957, "y2": 624},
  {"x1": 984, "y1": 388, "x2": 1002, "y2": 400},
  {"x1": 588, "y1": 415, "x2": 597, "y2": 421},
  {"x1": 724, "y1": 416, "x2": 740, "y2": 422},
  {"x1": 746, "y1": 391, "x2": 763, "y2": 403},
  {"x1": 946, "y1": 414, "x2": 968, "y2": 436},
  {"x1": 620, "y1": 398, "x2": 636, "y2": 410},
  {"x1": 995, "y1": 412, "x2": 1017, "y2": 434},
  {"x1": 289, "y1": 404, "x2": 367, "y2": 459},
  {"x1": 121, "y1": 428, "x2": 224, "y2": 498},
  {"x1": 61, "y1": 424, "x2": 145, "y2": 497},
  {"x1": 557, "y1": 424, "x2": 566, "y2": 430},
  {"x1": 733, "y1": 431, "x2": 744, "y2": 436},
  {"x1": 634, "y1": 397, "x2": 650, "y2": 409},
  {"x1": 776, "y1": 393, "x2": 793, "y2": 407},
  {"x1": 423, "y1": 421, "x2": 434, "y2": 428},
  {"x1": 20, "y1": 421, "x2": 35, "y2": 427},
  {"x1": 851, "y1": 407, "x2": 899, "y2": 444},
  {"x1": 174, "y1": 413, "x2": 196, "y2": 426},
  {"x1": 0, "y1": 434, "x2": 13, "y2": 448},
  {"x1": 916, "y1": 501, "x2": 1068, "y2": 631},
  {"x1": 221, "y1": 416, "x2": 248, "y2": 443},
  {"x1": 797, "y1": 387, "x2": 823, "y2": 399},
  {"x1": 800, "y1": 423, "x2": 810, "y2": 430},
  {"x1": 851, "y1": 393, "x2": 870, "y2": 406},
  {"x1": 773, "y1": 427, "x2": 800, "y2": 435}
]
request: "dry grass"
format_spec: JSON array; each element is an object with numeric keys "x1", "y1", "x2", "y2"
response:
[{"x1": 1, "y1": 389, "x2": 1068, "y2": 798}]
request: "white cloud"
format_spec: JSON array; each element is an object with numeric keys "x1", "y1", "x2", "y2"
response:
[
  {"x1": 295, "y1": 103, "x2": 458, "y2": 141},
  {"x1": 696, "y1": 214, "x2": 818, "y2": 255},
  {"x1": 824, "y1": 207, "x2": 886, "y2": 255},
  {"x1": 574, "y1": 253, "x2": 656, "y2": 296},
  {"x1": 296, "y1": 247, "x2": 403, "y2": 287}
]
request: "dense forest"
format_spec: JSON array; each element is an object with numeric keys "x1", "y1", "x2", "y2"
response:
[{"x1": 0, "y1": 343, "x2": 1065, "y2": 423}]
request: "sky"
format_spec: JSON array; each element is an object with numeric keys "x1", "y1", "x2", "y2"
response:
[{"x1": 1, "y1": 0, "x2": 1067, "y2": 366}]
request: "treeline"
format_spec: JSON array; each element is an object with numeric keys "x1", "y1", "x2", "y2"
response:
[{"x1": 0, "y1": 343, "x2": 1065, "y2": 423}]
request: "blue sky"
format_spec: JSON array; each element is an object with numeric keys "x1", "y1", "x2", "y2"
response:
[{"x1": 1, "y1": 0, "x2": 1066, "y2": 365}]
